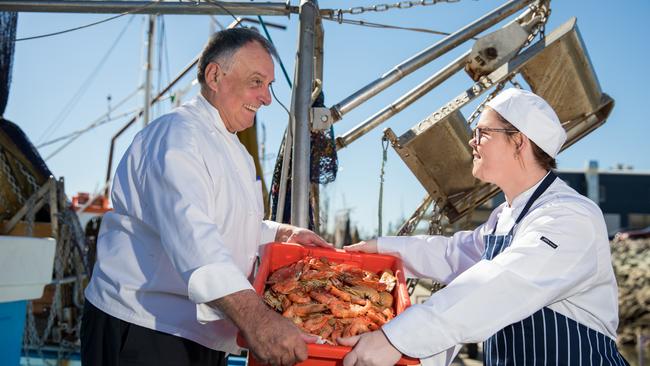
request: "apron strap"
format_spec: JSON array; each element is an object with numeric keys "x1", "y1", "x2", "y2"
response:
[
  {"x1": 491, "y1": 171, "x2": 557, "y2": 236},
  {"x1": 514, "y1": 171, "x2": 557, "y2": 225}
]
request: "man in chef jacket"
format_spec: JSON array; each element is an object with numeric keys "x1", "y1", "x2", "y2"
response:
[{"x1": 81, "y1": 28, "x2": 331, "y2": 366}]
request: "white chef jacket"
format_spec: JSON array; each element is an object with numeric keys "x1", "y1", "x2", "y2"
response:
[
  {"x1": 379, "y1": 175, "x2": 620, "y2": 359},
  {"x1": 84, "y1": 94, "x2": 280, "y2": 353}
]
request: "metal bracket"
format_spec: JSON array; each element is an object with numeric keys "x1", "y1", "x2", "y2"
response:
[
  {"x1": 465, "y1": 22, "x2": 529, "y2": 81},
  {"x1": 1, "y1": 177, "x2": 58, "y2": 236},
  {"x1": 311, "y1": 107, "x2": 334, "y2": 131}
]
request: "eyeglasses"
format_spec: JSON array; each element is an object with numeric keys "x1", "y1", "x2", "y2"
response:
[{"x1": 471, "y1": 127, "x2": 519, "y2": 145}]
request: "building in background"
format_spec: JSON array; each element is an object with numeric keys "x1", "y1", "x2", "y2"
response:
[
  {"x1": 559, "y1": 161, "x2": 650, "y2": 235},
  {"x1": 465, "y1": 161, "x2": 650, "y2": 236}
]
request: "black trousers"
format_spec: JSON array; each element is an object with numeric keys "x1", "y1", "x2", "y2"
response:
[{"x1": 81, "y1": 300, "x2": 228, "y2": 366}]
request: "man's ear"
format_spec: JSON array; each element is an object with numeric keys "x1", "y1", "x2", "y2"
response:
[{"x1": 204, "y1": 62, "x2": 220, "y2": 92}]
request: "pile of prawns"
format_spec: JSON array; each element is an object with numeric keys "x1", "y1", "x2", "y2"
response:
[{"x1": 263, "y1": 256, "x2": 397, "y2": 345}]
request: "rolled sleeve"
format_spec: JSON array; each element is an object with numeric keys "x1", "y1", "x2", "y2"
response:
[
  {"x1": 189, "y1": 262, "x2": 253, "y2": 323},
  {"x1": 260, "y1": 220, "x2": 280, "y2": 245},
  {"x1": 377, "y1": 228, "x2": 484, "y2": 283}
]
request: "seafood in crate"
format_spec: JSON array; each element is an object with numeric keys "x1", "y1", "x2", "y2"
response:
[
  {"x1": 263, "y1": 255, "x2": 398, "y2": 344},
  {"x1": 239, "y1": 243, "x2": 418, "y2": 366}
]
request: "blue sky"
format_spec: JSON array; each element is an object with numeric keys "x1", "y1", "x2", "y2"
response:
[{"x1": 5, "y1": 0, "x2": 650, "y2": 236}]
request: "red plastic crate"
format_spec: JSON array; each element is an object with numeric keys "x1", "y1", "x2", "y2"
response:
[{"x1": 238, "y1": 243, "x2": 419, "y2": 366}]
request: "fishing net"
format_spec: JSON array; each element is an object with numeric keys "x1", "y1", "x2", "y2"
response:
[
  {"x1": 0, "y1": 12, "x2": 17, "y2": 116},
  {"x1": 310, "y1": 92, "x2": 338, "y2": 185},
  {"x1": 269, "y1": 92, "x2": 338, "y2": 225}
]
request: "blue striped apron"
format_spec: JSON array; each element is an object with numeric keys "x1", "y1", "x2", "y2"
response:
[{"x1": 481, "y1": 172, "x2": 629, "y2": 366}]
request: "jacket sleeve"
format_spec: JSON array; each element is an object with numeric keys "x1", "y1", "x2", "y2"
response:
[
  {"x1": 141, "y1": 126, "x2": 253, "y2": 322},
  {"x1": 260, "y1": 220, "x2": 280, "y2": 245},
  {"x1": 381, "y1": 203, "x2": 599, "y2": 358},
  {"x1": 376, "y1": 225, "x2": 486, "y2": 284}
]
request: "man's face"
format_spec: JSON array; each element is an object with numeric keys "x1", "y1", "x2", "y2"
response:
[{"x1": 210, "y1": 42, "x2": 274, "y2": 132}]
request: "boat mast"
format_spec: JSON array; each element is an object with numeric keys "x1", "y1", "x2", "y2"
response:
[{"x1": 143, "y1": 14, "x2": 156, "y2": 127}]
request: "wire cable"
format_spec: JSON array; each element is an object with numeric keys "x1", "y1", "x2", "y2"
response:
[
  {"x1": 38, "y1": 87, "x2": 142, "y2": 148},
  {"x1": 270, "y1": 83, "x2": 290, "y2": 117},
  {"x1": 203, "y1": 0, "x2": 242, "y2": 25},
  {"x1": 43, "y1": 94, "x2": 174, "y2": 161},
  {"x1": 322, "y1": 17, "x2": 473, "y2": 38},
  {"x1": 44, "y1": 109, "x2": 136, "y2": 161},
  {"x1": 15, "y1": 1, "x2": 160, "y2": 42},
  {"x1": 37, "y1": 15, "x2": 136, "y2": 143},
  {"x1": 162, "y1": 18, "x2": 172, "y2": 95},
  {"x1": 257, "y1": 16, "x2": 292, "y2": 88},
  {"x1": 39, "y1": 108, "x2": 139, "y2": 149}
]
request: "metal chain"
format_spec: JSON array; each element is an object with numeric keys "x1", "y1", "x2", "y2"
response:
[
  {"x1": 0, "y1": 189, "x2": 9, "y2": 220},
  {"x1": 336, "y1": 0, "x2": 460, "y2": 17},
  {"x1": 397, "y1": 195, "x2": 434, "y2": 236},
  {"x1": 467, "y1": 0, "x2": 551, "y2": 125},
  {"x1": 466, "y1": 75, "x2": 514, "y2": 125},
  {"x1": 377, "y1": 137, "x2": 389, "y2": 236},
  {"x1": 24, "y1": 224, "x2": 65, "y2": 364},
  {"x1": 22, "y1": 196, "x2": 41, "y2": 365},
  {"x1": 18, "y1": 160, "x2": 41, "y2": 195},
  {"x1": 25, "y1": 269, "x2": 63, "y2": 365},
  {"x1": 62, "y1": 206, "x2": 91, "y2": 279},
  {"x1": 399, "y1": 195, "x2": 435, "y2": 295},
  {"x1": 426, "y1": 201, "x2": 448, "y2": 294},
  {"x1": 509, "y1": 78, "x2": 524, "y2": 90},
  {"x1": 0, "y1": 150, "x2": 26, "y2": 205},
  {"x1": 26, "y1": 195, "x2": 35, "y2": 237},
  {"x1": 427, "y1": 199, "x2": 445, "y2": 235},
  {"x1": 22, "y1": 185, "x2": 87, "y2": 364},
  {"x1": 0, "y1": 155, "x2": 83, "y2": 364},
  {"x1": 526, "y1": 2, "x2": 549, "y2": 44},
  {"x1": 466, "y1": 2, "x2": 550, "y2": 126}
]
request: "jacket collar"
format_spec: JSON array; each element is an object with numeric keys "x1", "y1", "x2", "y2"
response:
[{"x1": 195, "y1": 93, "x2": 236, "y2": 137}]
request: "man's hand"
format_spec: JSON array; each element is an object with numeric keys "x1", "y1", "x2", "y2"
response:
[
  {"x1": 276, "y1": 224, "x2": 333, "y2": 248},
  {"x1": 344, "y1": 239, "x2": 378, "y2": 254},
  {"x1": 243, "y1": 310, "x2": 317, "y2": 366},
  {"x1": 338, "y1": 330, "x2": 402, "y2": 366},
  {"x1": 210, "y1": 290, "x2": 317, "y2": 366}
]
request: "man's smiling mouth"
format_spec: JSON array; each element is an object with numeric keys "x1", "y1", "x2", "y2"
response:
[{"x1": 244, "y1": 104, "x2": 259, "y2": 112}]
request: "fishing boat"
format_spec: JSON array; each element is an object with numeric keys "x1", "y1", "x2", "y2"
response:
[{"x1": 0, "y1": 1, "x2": 629, "y2": 364}]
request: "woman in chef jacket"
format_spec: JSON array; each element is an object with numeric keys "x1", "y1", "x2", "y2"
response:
[{"x1": 340, "y1": 88, "x2": 629, "y2": 366}]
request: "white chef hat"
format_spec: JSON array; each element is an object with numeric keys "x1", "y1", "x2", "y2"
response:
[{"x1": 485, "y1": 88, "x2": 566, "y2": 158}]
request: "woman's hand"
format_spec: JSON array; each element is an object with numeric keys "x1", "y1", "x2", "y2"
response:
[
  {"x1": 275, "y1": 224, "x2": 333, "y2": 248},
  {"x1": 338, "y1": 330, "x2": 402, "y2": 366},
  {"x1": 344, "y1": 239, "x2": 378, "y2": 254}
]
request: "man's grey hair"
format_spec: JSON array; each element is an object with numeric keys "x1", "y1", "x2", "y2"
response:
[{"x1": 197, "y1": 27, "x2": 277, "y2": 86}]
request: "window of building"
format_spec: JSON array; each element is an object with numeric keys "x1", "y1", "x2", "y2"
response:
[{"x1": 628, "y1": 213, "x2": 650, "y2": 229}]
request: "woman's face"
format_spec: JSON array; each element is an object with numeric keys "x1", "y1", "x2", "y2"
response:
[{"x1": 469, "y1": 108, "x2": 519, "y2": 185}]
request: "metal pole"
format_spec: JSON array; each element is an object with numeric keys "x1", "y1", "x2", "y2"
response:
[
  {"x1": 289, "y1": 0, "x2": 317, "y2": 228},
  {"x1": 143, "y1": 15, "x2": 155, "y2": 127},
  {"x1": 278, "y1": 7, "x2": 323, "y2": 225},
  {"x1": 311, "y1": 11, "x2": 324, "y2": 233},
  {"x1": 275, "y1": 129, "x2": 292, "y2": 223},
  {"x1": 329, "y1": 0, "x2": 535, "y2": 120},
  {"x1": 334, "y1": 7, "x2": 538, "y2": 149},
  {"x1": 0, "y1": 1, "x2": 294, "y2": 16},
  {"x1": 335, "y1": 51, "x2": 468, "y2": 150}
]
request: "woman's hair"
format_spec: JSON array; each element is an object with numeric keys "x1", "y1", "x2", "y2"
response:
[{"x1": 489, "y1": 107, "x2": 557, "y2": 170}]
